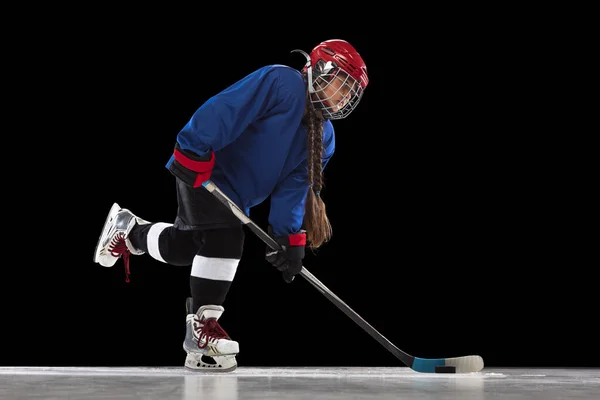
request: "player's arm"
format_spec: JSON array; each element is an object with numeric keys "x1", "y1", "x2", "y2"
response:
[
  {"x1": 167, "y1": 67, "x2": 284, "y2": 187},
  {"x1": 268, "y1": 120, "x2": 335, "y2": 235},
  {"x1": 265, "y1": 163, "x2": 309, "y2": 282}
]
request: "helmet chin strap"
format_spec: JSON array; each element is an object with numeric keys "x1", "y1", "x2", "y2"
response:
[{"x1": 291, "y1": 49, "x2": 316, "y2": 93}]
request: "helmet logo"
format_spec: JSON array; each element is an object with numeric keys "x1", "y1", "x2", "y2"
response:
[
  {"x1": 321, "y1": 61, "x2": 337, "y2": 75},
  {"x1": 314, "y1": 60, "x2": 338, "y2": 78}
]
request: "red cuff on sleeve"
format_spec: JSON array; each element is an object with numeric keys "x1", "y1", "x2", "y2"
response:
[
  {"x1": 289, "y1": 232, "x2": 306, "y2": 246},
  {"x1": 173, "y1": 149, "x2": 215, "y2": 172}
]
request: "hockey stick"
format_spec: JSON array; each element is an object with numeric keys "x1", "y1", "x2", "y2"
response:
[{"x1": 202, "y1": 180, "x2": 484, "y2": 374}]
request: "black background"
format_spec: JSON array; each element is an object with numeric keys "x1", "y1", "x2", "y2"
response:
[{"x1": 5, "y1": 8, "x2": 595, "y2": 370}]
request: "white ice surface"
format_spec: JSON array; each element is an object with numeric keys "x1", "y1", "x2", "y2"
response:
[{"x1": 1, "y1": 366, "x2": 598, "y2": 400}]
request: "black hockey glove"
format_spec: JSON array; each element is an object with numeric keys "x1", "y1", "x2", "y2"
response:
[
  {"x1": 265, "y1": 226, "x2": 306, "y2": 283},
  {"x1": 167, "y1": 143, "x2": 215, "y2": 188}
]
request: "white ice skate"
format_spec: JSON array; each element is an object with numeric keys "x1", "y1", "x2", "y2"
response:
[
  {"x1": 183, "y1": 298, "x2": 239, "y2": 372},
  {"x1": 93, "y1": 202, "x2": 149, "y2": 281}
]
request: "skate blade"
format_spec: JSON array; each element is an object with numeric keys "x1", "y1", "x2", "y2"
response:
[
  {"x1": 185, "y1": 354, "x2": 237, "y2": 372},
  {"x1": 93, "y1": 202, "x2": 121, "y2": 265}
]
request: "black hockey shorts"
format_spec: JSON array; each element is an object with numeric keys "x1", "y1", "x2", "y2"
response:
[{"x1": 173, "y1": 177, "x2": 242, "y2": 231}]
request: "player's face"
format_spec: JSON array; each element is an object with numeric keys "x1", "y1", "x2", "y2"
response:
[{"x1": 313, "y1": 70, "x2": 354, "y2": 112}]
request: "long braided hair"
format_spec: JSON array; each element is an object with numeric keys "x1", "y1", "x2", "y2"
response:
[{"x1": 302, "y1": 92, "x2": 332, "y2": 249}]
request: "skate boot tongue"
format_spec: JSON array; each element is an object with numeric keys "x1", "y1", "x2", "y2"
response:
[{"x1": 197, "y1": 305, "x2": 224, "y2": 321}]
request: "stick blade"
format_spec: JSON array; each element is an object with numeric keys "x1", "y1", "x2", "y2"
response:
[
  {"x1": 444, "y1": 355, "x2": 484, "y2": 373},
  {"x1": 412, "y1": 355, "x2": 484, "y2": 373}
]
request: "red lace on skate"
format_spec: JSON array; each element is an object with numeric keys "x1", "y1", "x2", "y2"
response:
[
  {"x1": 108, "y1": 232, "x2": 131, "y2": 283},
  {"x1": 195, "y1": 317, "x2": 230, "y2": 349}
]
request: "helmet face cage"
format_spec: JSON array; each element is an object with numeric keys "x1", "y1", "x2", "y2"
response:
[{"x1": 309, "y1": 60, "x2": 364, "y2": 120}]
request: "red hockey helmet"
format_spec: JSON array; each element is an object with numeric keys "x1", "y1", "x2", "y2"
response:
[{"x1": 292, "y1": 39, "x2": 368, "y2": 120}]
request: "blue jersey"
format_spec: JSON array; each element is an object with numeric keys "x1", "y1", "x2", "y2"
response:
[{"x1": 165, "y1": 65, "x2": 335, "y2": 237}]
